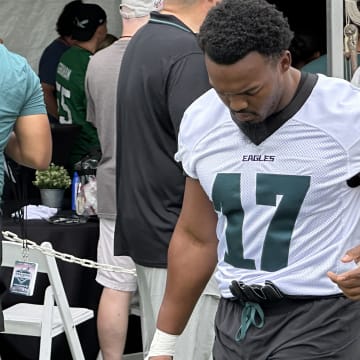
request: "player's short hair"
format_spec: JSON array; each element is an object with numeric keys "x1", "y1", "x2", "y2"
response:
[{"x1": 198, "y1": 0, "x2": 294, "y2": 65}]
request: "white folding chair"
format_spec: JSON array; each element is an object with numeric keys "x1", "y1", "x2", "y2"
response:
[{"x1": 1, "y1": 239, "x2": 94, "y2": 360}]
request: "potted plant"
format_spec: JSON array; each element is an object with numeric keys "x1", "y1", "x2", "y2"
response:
[{"x1": 33, "y1": 163, "x2": 72, "y2": 208}]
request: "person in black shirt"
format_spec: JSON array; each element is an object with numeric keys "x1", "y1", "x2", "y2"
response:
[{"x1": 114, "y1": 0, "x2": 220, "y2": 358}]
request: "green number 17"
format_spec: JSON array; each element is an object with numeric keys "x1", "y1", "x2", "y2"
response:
[{"x1": 212, "y1": 173, "x2": 310, "y2": 272}]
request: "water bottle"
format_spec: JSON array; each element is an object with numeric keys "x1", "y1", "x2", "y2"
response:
[{"x1": 71, "y1": 171, "x2": 80, "y2": 211}]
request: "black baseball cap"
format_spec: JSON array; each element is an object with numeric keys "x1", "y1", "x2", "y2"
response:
[{"x1": 72, "y1": 3, "x2": 107, "y2": 41}]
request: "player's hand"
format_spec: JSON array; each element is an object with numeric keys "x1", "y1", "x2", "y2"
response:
[{"x1": 327, "y1": 244, "x2": 360, "y2": 300}]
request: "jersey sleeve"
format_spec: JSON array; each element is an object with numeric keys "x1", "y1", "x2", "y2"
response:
[
  {"x1": 338, "y1": 88, "x2": 360, "y2": 177},
  {"x1": 175, "y1": 89, "x2": 221, "y2": 179},
  {"x1": 175, "y1": 107, "x2": 198, "y2": 179},
  {"x1": 351, "y1": 67, "x2": 360, "y2": 88},
  {"x1": 347, "y1": 134, "x2": 360, "y2": 177}
]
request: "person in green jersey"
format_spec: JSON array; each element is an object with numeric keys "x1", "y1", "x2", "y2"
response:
[{"x1": 56, "y1": 3, "x2": 107, "y2": 169}]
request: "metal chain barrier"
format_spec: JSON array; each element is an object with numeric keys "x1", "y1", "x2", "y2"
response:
[{"x1": 2, "y1": 230, "x2": 137, "y2": 276}]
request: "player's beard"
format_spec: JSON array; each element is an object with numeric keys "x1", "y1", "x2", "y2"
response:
[{"x1": 231, "y1": 111, "x2": 269, "y2": 145}]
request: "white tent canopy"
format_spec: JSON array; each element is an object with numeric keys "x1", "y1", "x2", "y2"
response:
[
  {"x1": 0, "y1": 0, "x2": 349, "y2": 80},
  {"x1": 0, "y1": 0, "x2": 122, "y2": 72}
]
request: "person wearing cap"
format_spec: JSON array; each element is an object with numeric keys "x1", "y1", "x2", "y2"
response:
[
  {"x1": 38, "y1": 0, "x2": 83, "y2": 124},
  {"x1": 114, "y1": 0, "x2": 220, "y2": 359},
  {"x1": 56, "y1": 3, "x2": 107, "y2": 170},
  {"x1": 84, "y1": 1, "x2": 154, "y2": 359}
]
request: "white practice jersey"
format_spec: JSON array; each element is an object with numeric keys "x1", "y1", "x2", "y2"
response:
[{"x1": 176, "y1": 74, "x2": 360, "y2": 298}]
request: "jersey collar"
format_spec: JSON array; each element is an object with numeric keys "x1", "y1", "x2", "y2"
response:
[{"x1": 237, "y1": 72, "x2": 318, "y2": 145}]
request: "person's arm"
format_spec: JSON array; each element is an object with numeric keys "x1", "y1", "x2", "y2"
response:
[
  {"x1": 148, "y1": 177, "x2": 218, "y2": 359},
  {"x1": 6, "y1": 113, "x2": 52, "y2": 170},
  {"x1": 327, "y1": 245, "x2": 360, "y2": 300},
  {"x1": 41, "y1": 82, "x2": 58, "y2": 120},
  {"x1": 6, "y1": 56, "x2": 52, "y2": 169}
]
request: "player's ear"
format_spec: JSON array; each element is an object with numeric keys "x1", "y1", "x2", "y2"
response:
[{"x1": 279, "y1": 50, "x2": 292, "y2": 72}]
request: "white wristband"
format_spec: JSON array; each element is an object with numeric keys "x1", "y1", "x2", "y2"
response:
[{"x1": 146, "y1": 328, "x2": 179, "y2": 359}]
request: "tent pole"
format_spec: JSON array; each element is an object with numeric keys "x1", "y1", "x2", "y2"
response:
[{"x1": 327, "y1": 0, "x2": 344, "y2": 78}]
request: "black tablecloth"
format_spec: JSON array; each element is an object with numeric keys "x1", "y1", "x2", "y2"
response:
[{"x1": 0, "y1": 217, "x2": 102, "y2": 360}]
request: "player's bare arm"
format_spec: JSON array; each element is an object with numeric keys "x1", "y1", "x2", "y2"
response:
[
  {"x1": 6, "y1": 113, "x2": 52, "y2": 169},
  {"x1": 156, "y1": 177, "x2": 218, "y2": 335}
]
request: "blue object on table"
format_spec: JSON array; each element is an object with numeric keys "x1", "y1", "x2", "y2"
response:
[{"x1": 71, "y1": 171, "x2": 80, "y2": 211}]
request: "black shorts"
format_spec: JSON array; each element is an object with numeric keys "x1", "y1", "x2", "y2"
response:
[{"x1": 214, "y1": 296, "x2": 360, "y2": 360}]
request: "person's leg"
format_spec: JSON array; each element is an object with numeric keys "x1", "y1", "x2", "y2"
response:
[
  {"x1": 271, "y1": 296, "x2": 360, "y2": 360},
  {"x1": 214, "y1": 296, "x2": 360, "y2": 360},
  {"x1": 96, "y1": 218, "x2": 137, "y2": 360},
  {"x1": 136, "y1": 264, "x2": 219, "y2": 360},
  {"x1": 135, "y1": 265, "x2": 167, "y2": 357},
  {"x1": 97, "y1": 288, "x2": 133, "y2": 360}
]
